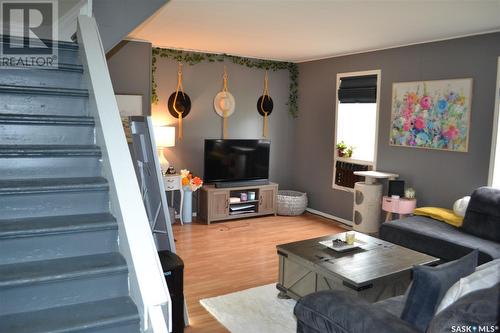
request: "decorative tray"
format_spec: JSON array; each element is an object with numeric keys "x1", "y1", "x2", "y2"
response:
[{"x1": 319, "y1": 238, "x2": 361, "y2": 252}]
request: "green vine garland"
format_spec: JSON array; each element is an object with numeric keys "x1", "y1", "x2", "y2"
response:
[{"x1": 151, "y1": 48, "x2": 299, "y2": 118}]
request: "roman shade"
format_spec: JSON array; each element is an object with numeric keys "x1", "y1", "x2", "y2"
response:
[{"x1": 338, "y1": 75, "x2": 377, "y2": 103}]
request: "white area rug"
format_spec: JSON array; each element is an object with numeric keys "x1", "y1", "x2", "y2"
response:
[{"x1": 200, "y1": 284, "x2": 297, "y2": 333}]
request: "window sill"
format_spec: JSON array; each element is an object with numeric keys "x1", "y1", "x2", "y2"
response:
[{"x1": 336, "y1": 156, "x2": 374, "y2": 166}]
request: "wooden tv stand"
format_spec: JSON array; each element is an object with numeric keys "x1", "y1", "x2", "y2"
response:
[{"x1": 198, "y1": 182, "x2": 278, "y2": 224}]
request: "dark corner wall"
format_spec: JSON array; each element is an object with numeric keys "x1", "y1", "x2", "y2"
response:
[
  {"x1": 294, "y1": 32, "x2": 500, "y2": 221},
  {"x1": 107, "y1": 40, "x2": 153, "y2": 117}
]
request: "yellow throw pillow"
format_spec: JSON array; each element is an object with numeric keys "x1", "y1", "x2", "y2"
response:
[{"x1": 414, "y1": 207, "x2": 464, "y2": 227}]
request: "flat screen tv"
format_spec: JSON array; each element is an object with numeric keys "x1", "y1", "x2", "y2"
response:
[{"x1": 204, "y1": 139, "x2": 270, "y2": 184}]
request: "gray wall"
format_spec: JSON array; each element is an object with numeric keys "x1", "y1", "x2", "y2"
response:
[
  {"x1": 107, "y1": 40, "x2": 152, "y2": 116},
  {"x1": 107, "y1": 42, "x2": 296, "y2": 195},
  {"x1": 293, "y1": 32, "x2": 500, "y2": 221},
  {"x1": 94, "y1": 0, "x2": 168, "y2": 52},
  {"x1": 107, "y1": 33, "x2": 500, "y2": 222},
  {"x1": 152, "y1": 56, "x2": 296, "y2": 190}
]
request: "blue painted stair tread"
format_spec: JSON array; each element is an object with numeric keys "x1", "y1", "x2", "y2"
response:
[
  {"x1": 0, "y1": 68, "x2": 84, "y2": 94},
  {"x1": 0, "y1": 114, "x2": 95, "y2": 145},
  {"x1": 0, "y1": 214, "x2": 119, "y2": 265},
  {"x1": 0, "y1": 145, "x2": 103, "y2": 180},
  {"x1": 0, "y1": 84, "x2": 89, "y2": 97},
  {"x1": 0, "y1": 297, "x2": 140, "y2": 333},
  {"x1": 0, "y1": 35, "x2": 80, "y2": 50},
  {"x1": 0, "y1": 177, "x2": 109, "y2": 194},
  {"x1": 0, "y1": 213, "x2": 116, "y2": 239},
  {"x1": 17, "y1": 62, "x2": 83, "y2": 72},
  {"x1": 0, "y1": 252, "x2": 127, "y2": 288},
  {"x1": 0, "y1": 36, "x2": 81, "y2": 68},
  {"x1": 0, "y1": 113, "x2": 94, "y2": 125},
  {"x1": 0, "y1": 145, "x2": 101, "y2": 157},
  {"x1": 0, "y1": 254, "x2": 130, "y2": 316}
]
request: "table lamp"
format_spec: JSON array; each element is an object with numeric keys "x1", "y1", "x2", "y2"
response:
[{"x1": 154, "y1": 126, "x2": 175, "y2": 174}]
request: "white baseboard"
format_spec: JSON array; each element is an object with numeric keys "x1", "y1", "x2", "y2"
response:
[{"x1": 306, "y1": 208, "x2": 353, "y2": 227}]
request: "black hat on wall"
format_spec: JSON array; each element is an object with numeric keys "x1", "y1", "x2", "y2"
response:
[
  {"x1": 257, "y1": 95, "x2": 273, "y2": 116},
  {"x1": 167, "y1": 92, "x2": 191, "y2": 118}
]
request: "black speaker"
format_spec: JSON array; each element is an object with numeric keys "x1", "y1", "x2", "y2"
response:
[{"x1": 388, "y1": 180, "x2": 405, "y2": 197}]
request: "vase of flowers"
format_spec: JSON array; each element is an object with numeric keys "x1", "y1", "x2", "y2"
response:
[{"x1": 180, "y1": 169, "x2": 203, "y2": 223}]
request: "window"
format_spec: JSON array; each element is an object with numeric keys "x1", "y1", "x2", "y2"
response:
[
  {"x1": 333, "y1": 71, "x2": 380, "y2": 190},
  {"x1": 336, "y1": 103, "x2": 377, "y2": 162},
  {"x1": 489, "y1": 57, "x2": 500, "y2": 188}
]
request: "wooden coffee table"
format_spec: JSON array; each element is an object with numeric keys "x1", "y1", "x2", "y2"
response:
[{"x1": 276, "y1": 231, "x2": 439, "y2": 302}]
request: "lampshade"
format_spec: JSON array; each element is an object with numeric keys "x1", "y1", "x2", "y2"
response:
[{"x1": 154, "y1": 126, "x2": 175, "y2": 148}]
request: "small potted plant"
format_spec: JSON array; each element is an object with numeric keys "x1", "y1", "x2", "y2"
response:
[
  {"x1": 336, "y1": 141, "x2": 347, "y2": 157},
  {"x1": 345, "y1": 146, "x2": 354, "y2": 158}
]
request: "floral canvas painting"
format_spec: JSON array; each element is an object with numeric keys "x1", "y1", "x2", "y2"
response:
[{"x1": 390, "y1": 79, "x2": 472, "y2": 152}]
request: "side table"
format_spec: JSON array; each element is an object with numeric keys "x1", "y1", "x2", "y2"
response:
[
  {"x1": 163, "y1": 174, "x2": 184, "y2": 225},
  {"x1": 382, "y1": 196, "x2": 416, "y2": 221}
]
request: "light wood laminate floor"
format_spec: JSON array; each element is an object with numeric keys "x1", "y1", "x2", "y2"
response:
[{"x1": 172, "y1": 213, "x2": 346, "y2": 333}]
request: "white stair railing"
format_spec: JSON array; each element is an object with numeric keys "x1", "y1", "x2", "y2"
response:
[
  {"x1": 76, "y1": 14, "x2": 171, "y2": 333},
  {"x1": 79, "y1": 0, "x2": 92, "y2": 16}
]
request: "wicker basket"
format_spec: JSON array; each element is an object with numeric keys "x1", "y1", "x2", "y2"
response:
[{"x1": 277, "y1": 190, "x2": 308, "y2": 216}]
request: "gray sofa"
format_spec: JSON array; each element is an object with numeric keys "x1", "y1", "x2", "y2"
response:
[
  {"x1": 380, "y1": 187, "x2": 500, "y2": 265},
  {"x1": 380, "y1": 215, "x2": 500, "y2": 264},
  {"x1": 294, "y1": 188, "x2": 500, "y2": 332},
  {"x1": 294, "y1": 282, "x2": 499, "y2": 333}
]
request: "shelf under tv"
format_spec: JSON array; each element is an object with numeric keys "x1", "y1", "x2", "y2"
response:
[
  {"x1": 221, "y1": 212, "x2": 262, "y2": 220},
  {"x1": 230, "y1": 210, "x2": 256, "y2": 215},
  {"x1": 229, "y1": 200, "x2": 260, "y2": 205},
  {"x1": 198, "y1": 182, "x2": 278, "y2": 224}
]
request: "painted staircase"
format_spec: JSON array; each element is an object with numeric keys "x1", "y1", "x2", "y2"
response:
[{"x1": 0, "y1": 39, "x2": 140, "y2": 332}]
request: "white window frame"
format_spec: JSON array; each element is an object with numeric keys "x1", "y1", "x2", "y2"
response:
[
  {"x1": 332, "y1": 69, "x2": 381, "y2": 192},
  {"x1": 488, "y1": 57, "x2": 500, "y2": 187}
]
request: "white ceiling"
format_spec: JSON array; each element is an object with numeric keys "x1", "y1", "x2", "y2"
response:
[{"x1": 129, "y1": 0, "x2": 500, "y2": 63}]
